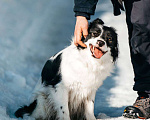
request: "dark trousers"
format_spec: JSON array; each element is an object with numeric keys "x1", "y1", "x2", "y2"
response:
[{"x1": 124, "y1": 0, "x2": 150, "y2": 91}]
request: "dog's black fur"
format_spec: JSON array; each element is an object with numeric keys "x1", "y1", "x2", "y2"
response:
[{"x1": 41, "y1": 53, "x2": 62, "y2": 87}]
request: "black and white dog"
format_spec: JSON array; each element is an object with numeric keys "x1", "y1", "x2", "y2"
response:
[{"x1": 15, "y1": 18, "x2": 118, "y2": 120}]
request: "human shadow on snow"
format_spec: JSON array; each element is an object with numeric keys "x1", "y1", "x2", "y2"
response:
[{"x1": 94, "y1": 66, "x2": 127, "y2": 118}]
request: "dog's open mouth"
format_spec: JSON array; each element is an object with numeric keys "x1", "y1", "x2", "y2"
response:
[{"x1": 89, "y1": 44, "x2": 107, "y2": 59}]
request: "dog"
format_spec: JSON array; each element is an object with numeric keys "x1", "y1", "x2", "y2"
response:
[{"x1": 15, "y1": 18, "x2": 118, "y2": 120}]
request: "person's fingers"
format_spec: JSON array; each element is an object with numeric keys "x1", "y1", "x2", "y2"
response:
[
  {"x1": 74, "y1": 16, "x2": 88, "y2": 48},
  {"x1": 82, "y1": 27, "x2": 88, "y2": 39},
  {"x1": 74, "y1": 26, "x2": 81, "y2": 46},
  {"x1": 74, "y1": 35, "x2": 78, "y2": 46},
  {"x1": 76, "y1": 29, "x2": 82, "y2": 44},
  {"x1": 78, "y1": 40, "x2": 87, "y2": 48},
  {"x1": 77, "y1": 27, "x2": 87, "y2": 48},
  {"x1": 75, "y1": 28, "x2": 87, "y2": 48}
]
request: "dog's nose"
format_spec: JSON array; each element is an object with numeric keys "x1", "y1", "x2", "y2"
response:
[{"x1": 97, "y1": 40, "x2": 105, "y2": 47}]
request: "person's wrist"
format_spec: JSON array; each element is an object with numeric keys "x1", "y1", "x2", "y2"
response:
[
  {"x1": 75, "y1": 12, "x2": 90, "y2": 20},
  {"x1": 76, "y1": 16, "x2": 87, "y2": 21}
]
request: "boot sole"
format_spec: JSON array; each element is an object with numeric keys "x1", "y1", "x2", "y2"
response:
[{"x1": 123, "y1": 106, "x2": 147, "y2": 119}]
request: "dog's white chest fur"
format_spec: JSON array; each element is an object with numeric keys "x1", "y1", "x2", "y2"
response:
[{"x1": 61, "y1": 45, "x2": 113, "y2": 92}]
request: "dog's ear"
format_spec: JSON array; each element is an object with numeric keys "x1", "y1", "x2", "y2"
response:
[
  {"x1": 92, "y1": 18, "x2": 104, "y2": 25},
  {"x1": 89, "y1": 18, "x2": 104, "y2": 30},
  {"x1": 109, "y1": 27, "x2": 119, "y2": 62},
  {"x1": 88, "y1": 18, "x2": 104, "y2": 34},
  {"x1": 111, "y1": 46, "x2": 119, "y2": 62}
]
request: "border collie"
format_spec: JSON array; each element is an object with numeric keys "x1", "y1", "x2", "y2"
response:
[{"x1": 15, "y1": 18, "x2": 118, "y2": 120}]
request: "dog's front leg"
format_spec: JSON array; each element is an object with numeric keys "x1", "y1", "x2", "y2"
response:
[
  {"x1": 85, "y1": 91, "x2": 96, "y2": 120},
  {"x1": 50, "y1": 84, "x2": 70, "y2": 120}
]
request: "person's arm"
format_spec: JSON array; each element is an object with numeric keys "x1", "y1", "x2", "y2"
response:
[
  {"x1": 74, "y1": 0, "x2": 98, "y2": 20},
  {"x1": 74, "y1": 0, "x2": 98, "y2": 47}
]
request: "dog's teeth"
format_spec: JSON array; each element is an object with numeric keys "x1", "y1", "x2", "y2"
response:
[
  {"x1": 93, "y1": 46, "x2": 94, "y2": 51},
  {"x1": 93, "y1": 46, "x2": 95, "y2": 55}
]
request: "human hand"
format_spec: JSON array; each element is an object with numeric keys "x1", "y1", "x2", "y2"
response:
[{"x1": 74, "y1": 16, "x2": 88, "y2": 48}]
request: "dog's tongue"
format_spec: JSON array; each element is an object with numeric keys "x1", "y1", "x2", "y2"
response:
[{"x1": 94, "y1": 47, "x2": 104, "y2": 59}]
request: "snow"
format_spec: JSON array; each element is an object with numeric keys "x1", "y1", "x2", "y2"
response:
[{"x1": 0, "y1": 0, "x2": 148, "y2": 120}]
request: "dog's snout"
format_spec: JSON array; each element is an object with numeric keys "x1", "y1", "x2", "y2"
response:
[{"x1": 97, "y1": 40, "x2": 105, "y2": 47}]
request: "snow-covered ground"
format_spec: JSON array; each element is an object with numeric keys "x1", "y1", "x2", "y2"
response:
[{"x1": 0, "y1": 0, "x2": 147, "y2": 120}]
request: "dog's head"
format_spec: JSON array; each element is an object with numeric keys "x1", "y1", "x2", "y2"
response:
[{"x1": 78, "y1": 18, "x2": 118, "y2": 62}]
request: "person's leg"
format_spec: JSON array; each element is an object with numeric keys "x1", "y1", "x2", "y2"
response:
[
  {"x1": 124, "y1": 0, "x2": 150, "y2": 92},
  {"x1": 123, "y1": 0, "x2": 150, "y2": 119},
  {"x1": 131, "y1": 0, "x2": 150, "y2": 91}
]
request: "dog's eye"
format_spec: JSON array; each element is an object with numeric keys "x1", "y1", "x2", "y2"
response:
[
  {"x1": 108, "y1": 37, "x2": 112, "y2": 41},
  {"x1": 92, "y1": 33, "x2": 100, "y2": 37},
  {"x1": 107, "y1": 37, "x2": 112, "y2": 43}
]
